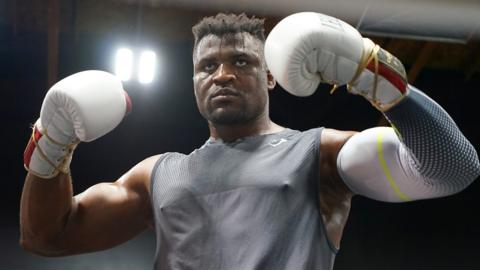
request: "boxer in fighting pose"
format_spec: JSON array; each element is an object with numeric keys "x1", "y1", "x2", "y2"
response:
[{"x1": 20, "y1": 13, "x2": 480, "y2": 269}]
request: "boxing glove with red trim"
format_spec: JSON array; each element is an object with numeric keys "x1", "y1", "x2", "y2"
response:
[
  {"x1": 265, "y1": 12, "x2": 408, "y2": 111},
  {"x1": 24, "y1": 70, "x2": 132, "y2": 179}
]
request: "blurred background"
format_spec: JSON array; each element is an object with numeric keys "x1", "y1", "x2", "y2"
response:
[{"x1": 1, "y1": 0, "x2": 479, "y2": 269}]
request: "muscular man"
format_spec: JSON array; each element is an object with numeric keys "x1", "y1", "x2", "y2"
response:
[{"x1": 20, "y1": 13, "x2": 480, "y2": 269}]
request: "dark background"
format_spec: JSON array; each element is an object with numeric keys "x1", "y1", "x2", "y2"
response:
[{"x1": 1, "y1": 0, "x2": 479, "y2": 269}]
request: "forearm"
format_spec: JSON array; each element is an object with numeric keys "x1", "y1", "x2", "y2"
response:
[
  {"x1": 384, "y1": 86, "x2": 480, "y2": 186},
  {"x1": 20, "y1": 173, "x2": 74, "y2": 255}
]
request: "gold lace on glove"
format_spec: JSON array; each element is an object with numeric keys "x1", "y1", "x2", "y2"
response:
[
  {"x1": 24, "y1": 126, "x2": 79, "y2": 178},
  {"x1": 330, "y1": 39, "x2": 380, "y2": 96},
  {"x1": 331, "y1": 39, "x2": 408, "y2": 111}
]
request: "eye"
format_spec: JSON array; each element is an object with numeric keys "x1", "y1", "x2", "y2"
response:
[
  {"x1": 201, "y1": 62, "x2": 217, "y2": 72},
  {"x1": 234, "y1": 59, "x2": 247, "y2": 67}
]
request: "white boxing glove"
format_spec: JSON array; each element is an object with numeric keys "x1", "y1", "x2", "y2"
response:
[
  {"x1": 24, "y1": 70, "x2": 132, "y2": 179},
  {"x1": 265, "y1": 12, "x2": 408, "y2": 111}
]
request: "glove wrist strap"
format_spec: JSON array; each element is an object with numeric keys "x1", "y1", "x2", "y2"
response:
[
  {"x1": 24, "y1": 124, "x2": 79, "y2": 179},
  {"x1": 343, "y1": 38, "x2": 409, "y2": 112}
]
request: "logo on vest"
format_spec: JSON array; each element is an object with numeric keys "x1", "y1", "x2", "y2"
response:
[{"x1": 269, "y1": 138, "x2": 288, "y2": 147}]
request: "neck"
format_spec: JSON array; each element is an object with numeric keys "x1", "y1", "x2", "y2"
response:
[{"x1": 208, "y1": 112, "x2": 283, "y2": 142}]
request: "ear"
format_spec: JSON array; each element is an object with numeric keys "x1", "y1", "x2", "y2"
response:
[{"x1": 266, "y1": 70, "x2": 276, "y2": 91}]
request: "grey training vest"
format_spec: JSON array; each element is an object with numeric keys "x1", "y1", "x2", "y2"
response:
[{"x1": 150, "y1": 128, "x2": 336, "y2": 270}]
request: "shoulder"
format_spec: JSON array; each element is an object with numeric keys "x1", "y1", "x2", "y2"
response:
[
  {"x1": 117, "y1": 155, "x2": 162, "y2": 196},
  {"x1": 318, "y1": 128, "x2": 357, "y2": 198},
  {"x1": 320, "y1": 128, "x2": 358, "y2": 166},
  {"x1": 319, "y1": 128, "x2": 357, "y2": 170},
  {"x1": 321, "y1": 128, "x2": 358, "y2": 150}
]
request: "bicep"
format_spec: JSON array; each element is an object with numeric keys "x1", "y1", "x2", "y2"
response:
[
  {"x1": 337, "y1": 127, "x2": 459, "y2": 202},
  {"x1": 58, "y1": 156, "x2": 159, "y2": 254}
]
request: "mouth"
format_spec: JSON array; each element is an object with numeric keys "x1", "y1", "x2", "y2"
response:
[{"x1": 210, "y1": 88, "x2": 240, "y2": 100}]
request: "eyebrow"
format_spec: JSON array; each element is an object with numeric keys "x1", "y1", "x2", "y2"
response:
[{"x1": 196, "y1": 51, "x2": 259, "y2": 64}]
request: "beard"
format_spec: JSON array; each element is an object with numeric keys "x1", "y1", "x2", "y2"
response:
[{"x1": 203, "y1": 97, "x2": 265, "y2": 126}]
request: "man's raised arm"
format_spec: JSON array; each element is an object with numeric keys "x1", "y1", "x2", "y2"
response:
[
  {"x1": 20, "y1": 71, "x2": 155, "y2": 256},
  {"x1": 264, "y1": 12, "x2": 480, "y2": 202}
]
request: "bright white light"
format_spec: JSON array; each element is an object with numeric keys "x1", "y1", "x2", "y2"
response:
[
  {"x1": 138, "y1": 50, "x2": 156, "y2": 84},
  {"x1": 115, "y1": 48, "x2": 133, "y2": 81}
]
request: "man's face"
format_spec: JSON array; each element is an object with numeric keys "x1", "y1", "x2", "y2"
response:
[{"x1": 193, "y1": 32, "x2": 275, "y2": 126}]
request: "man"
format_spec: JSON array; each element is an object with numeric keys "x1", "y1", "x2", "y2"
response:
[{"x1": 20, "y1": 12, "x2": 479, "y2": 269}]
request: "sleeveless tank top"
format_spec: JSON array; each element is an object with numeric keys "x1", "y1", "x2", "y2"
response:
[{"x1": 150, "y1": 128, "x2": 336, "y2": 270}]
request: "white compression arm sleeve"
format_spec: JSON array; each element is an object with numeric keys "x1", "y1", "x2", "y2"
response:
[
  {"x1": 337, "y1": 126, "x2": 475, "y2": 202},
  {"x1": 337, "y1": 86, "x2": 480, "y2": 203}
]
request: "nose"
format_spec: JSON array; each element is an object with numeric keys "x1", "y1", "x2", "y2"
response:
[{"x1": 212, "y1": 64, "x2": 236, "y2": 86}]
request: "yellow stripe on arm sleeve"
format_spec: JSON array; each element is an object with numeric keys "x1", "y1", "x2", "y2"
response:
[{"x1": 376, "y1": 128, "x2": 411, "y2": 202}]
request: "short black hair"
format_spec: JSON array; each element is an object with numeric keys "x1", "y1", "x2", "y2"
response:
[{"x1": 192, "y1": 13, "x2": 266, "y2": 50}]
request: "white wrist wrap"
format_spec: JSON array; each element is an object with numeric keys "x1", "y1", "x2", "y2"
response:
[{"x1": 24, "y1": 119, "x2": 78, "y2": 178}]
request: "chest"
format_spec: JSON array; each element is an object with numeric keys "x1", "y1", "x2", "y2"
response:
[{"x1": 154, "y1": 140, "x2": 319, "y2": 209}]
